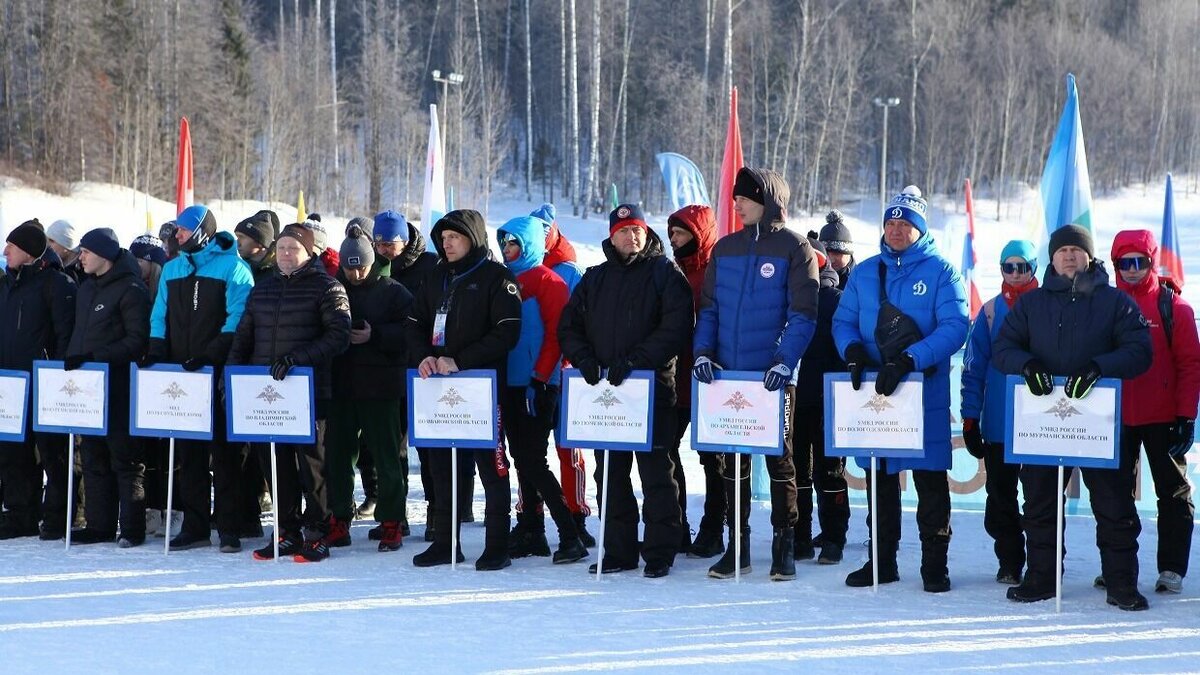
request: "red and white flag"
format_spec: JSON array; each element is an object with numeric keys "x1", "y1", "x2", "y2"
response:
[{"x1": 715, "y1": 87, "x2": 744, "y2": 238}]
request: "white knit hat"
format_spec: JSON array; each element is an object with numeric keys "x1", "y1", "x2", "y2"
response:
[{"x1": 46, "y1": 219, "x2": 80, "y2": 250}]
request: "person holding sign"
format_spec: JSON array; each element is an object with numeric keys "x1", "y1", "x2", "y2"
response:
[
  {"x1": 229, "y1": 224, "x2": 352, "y2": 562},
  {"x1": 0, "y1": 220, "x2": 75, "y2": 540},
  {"x1": 993, "y1": 224, "x2": 1152, "y2": 610},
  {"x1": 832, "y1": 186, "x2": 968, "y2": 593},
  {"x1": 65, "y1": 228, "x2": 151, "y2": 547},
  {"x1": 1109, "y1": 229, "x2": 1200, "y2": 595},
  {"x1": 960, "y1": 239, "x2": 1039, "y2": 586},
  {"x1": 406, "y1": 209, "x2": 522, "y2": 570},
  {"x1": 559, "y1": 204, "x2": 693, "y2": 578},
  {"x1": 693, "y1": 168, "x2": 820, "y2": 581}
]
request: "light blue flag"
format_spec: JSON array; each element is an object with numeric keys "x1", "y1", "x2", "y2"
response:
[
  {"x1": 656, "y1": 152, "x2": 711, "y2": 212},
  {"x1": 1039, "y1": 73, "x2": 1093, "y2": 268}
]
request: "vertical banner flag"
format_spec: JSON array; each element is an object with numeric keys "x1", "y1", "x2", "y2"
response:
[
  {"x1": 421, "y1": 104, "x2": 447, "y2": 238},
  {"x1": 962, "y1": 178, "x2": 983, "y2": 319},
  {"x1": 1161, "y1": 173, "x2": 1185, "y2": 291},
  {"x1": 716, "y1": 87, "x2": 744, "y2": 238},
  {"x1": 176, "y1": 117, "x2": 194, "y2": 216},
  {"x1": 608, "y1": 183, "x2": 619, "y2": 212},
  {"x1": 656, "y1": 152, "x2": 712, "y2": 212},
  {"x1": 1039, "y1": 73, "x2": 1093, "y2": 269},
  {"x1": 297, "y1": 190, "x2": 307, "y2": 222}
]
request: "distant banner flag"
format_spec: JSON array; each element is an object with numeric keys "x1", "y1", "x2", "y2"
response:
[
  {"x1": 1039, "y1": 73, "x2": 1093, "y2": 270},
  {"x1": 297, "y1": 190, "x2": 307, "y2": 222},
  {"x1": 716, "y1": 87, "x2": 745, "y2": 238},
  {"x1": 421, "y1": 104, "x2": 447, "y2": 237},
  {"x1": 656, "y1": 152, "x2": 711, "y2": 212},
  {"x1": 962, "y1": 178, "x2": 983, "y2": 319},
  {"x1": 608, "y1": 183, "x2": 619, "y2": 212},
  {"x1": 175, "y1": 117, "x2": 194, "y2": 216},
  {"x1": 1161, "y1": 173, "x2": 1185, "y2": 291}
]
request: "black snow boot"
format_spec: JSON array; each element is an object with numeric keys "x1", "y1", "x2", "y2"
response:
[
  {"x1": 770, "y1": 528, "x2": 796, "y2": 581},
  {"x1": 688, "y1": 527, "x2": 725, "y2": 559},
  {"x1": 708, "y1": 527, "x2": 751, "y2": 579}
]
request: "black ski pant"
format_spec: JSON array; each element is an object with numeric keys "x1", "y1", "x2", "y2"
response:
[
  {"x1": 426, "y1": 441, "x2": 510, "y2": 550},
  {"x1": 979, "y1": 441, "x2": 1025, "y2": 573},
  {"x1": 502, "y1": 387, "x2": 576, "y2": 541},
  {"x1": 792, "y1": 403, "x2": 850, "y2": 546},
  {"x1": 864, "y1": 463, "x2": 951, "y2": 577},
  {"x1": 257, "y1": 417, "x2": 329, "y2": 538},
  {"x1": 0, "y1": 427, "x2": 48, "y2": 529},
  {"x1": 79, "y1": 432, "x2": 145, "y2": 537},
  {"x1": 1126, "y1": 422, "x2": 1193, "y2": 577},
  {"x1": 722, "y1": 387, "x2": 798, "y2": 533},
  {"x1": 667, "y1": 407, "x2": 726, "y2": 537}
]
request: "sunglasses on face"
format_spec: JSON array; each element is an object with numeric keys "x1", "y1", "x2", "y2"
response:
[
  {"x1": 1001, "y1": 262, "x2": 1032, "y2": 274},
  {"x1": 499, "y1": 234, "x2": 520, "y2": 247},
  {"x1": 1117, "y1": 256, "x2": 1152, "y2": 271}
]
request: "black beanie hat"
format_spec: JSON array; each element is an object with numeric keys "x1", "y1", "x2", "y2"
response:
[
  {"x1": 235, "y1": 210, "x2": 280, "y2": 249},
  {"x1": 6, "y1": 219, "x2": 48, "y2": 260},
  {"x1": 1048, "y1": 224, "x2": 1094, "y2": 259},
  {"x1": 732, "y1": 168, "x2": 764, "y2": 205},
  {"x1": 818, "y1": 210, "x2": 854, "y2": 253},
  {"x1": 278, "y1": 223, "x2": 316, "y2": 255},
  {"x1": 79, "y1": 227, "x2": 121, "y2": 262}
]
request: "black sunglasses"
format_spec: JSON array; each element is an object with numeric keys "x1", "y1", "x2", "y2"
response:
[
  {"x1": 1117, "y1": 256, "x2": 1152, "y2": 271},
  {"x1": 1001, "y1": 262, "x2": 1032, "y2": 274}
]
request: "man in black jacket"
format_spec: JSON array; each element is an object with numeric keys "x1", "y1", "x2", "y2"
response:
[
  {"x1": 0, "y1": 220, "x2": 76, "y2": 539},
  {"x1": 229, "y1": 224, "x2": 351, "y2": 562},
  {"x1": 235, "y1": 209, "x2": 280, "y2": 282},
  {"x1": 993, "y1": 225, "x2": 1153, "y2": 610},
  {"x1": 406, "y1": 209, "x2": 522, "y2": 570},
  {"x1": 327, "y1": 224, "x2": 413, "y2": 552},
  {"x1": 558, "y1": 204, "x2": 693, "y2": 578},
  {"x1": 64, "y1": 228, "x2": 151, "y2": 547}
]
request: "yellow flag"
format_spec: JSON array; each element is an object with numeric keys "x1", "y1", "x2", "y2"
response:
[
  {"x1": 146, "y1": 211, "x2": 154, "y2": 234},
  {"x1": 297, "y1": 190, "x2": 307, "y2": 222}
]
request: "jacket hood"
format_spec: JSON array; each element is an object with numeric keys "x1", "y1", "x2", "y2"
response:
[
  {"x1": 497, "y1": 216, "x2": 546, "y2": 275},
  {"x1": 737, "y1": 168, "x2": 790, "y2": 230},
  {"x1": 394, "y1": 222, "x2": 430, "y2": 272},
  {"x1": 431, "y1": 209, "x2": 490, "y2": 272},
  {"x1": 602, "y1": 227, "x2": 667, "y2": 265},
  {"x1": 543, "y1": 221, "x2": 577, "y2": 269},
  {"x1": 879, "y1": 230, "x2": 938, "y2": 267},
  {"x1": 1111, "y1": 229, "x2": 1160, "y2": 296},
  {"x1": 667, "y1": 204, "x2": 716, "y2": 273},
  {"x1": 819, "y1": 264, "x2": 839, "y2": 289},
  {"x1": 96, "y1": 249, "x2": 141, "y2": 287}
]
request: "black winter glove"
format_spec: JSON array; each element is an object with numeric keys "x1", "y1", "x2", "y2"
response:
[
  {"x1": 962, "y1": 418, "x2": 985, "y2": 459},
  {"x1": 607, "y1": 360, "x2": 635, "y2": 387},
  {"x1": 270, "y1": 355, "x2": 295, "y2": 381},
  {"x1": 182, "y1": 356, "x2": 211, "y2": 372},
  {"x1": 138, "y1": 338, "x2": 168, "y2": 369},
  {"x1": 63, "y1": 354, "x2": 91, "y2": 371},
  {"x1": 1064, "y1": 361, "x2": 1102, "y2": 400},
  {"x1": 875, "y1": 353, "x2": 915, "y2": 397},
  {"x1": 844, "y1": 342, "x2": 872, "y2": 391},
  {"x1": 1170, "y1": 417, "x2": 1196, "y2": 458},
  {"x1": 576, "y1": 358, "x2": 602, "y2": 386},
  {"x1": 1021, "y1": 358, "x2": 1053, "y2": 397}
]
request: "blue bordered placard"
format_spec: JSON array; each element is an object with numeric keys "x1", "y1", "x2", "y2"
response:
[
  {"x1": 407, "y1": 369, "x2": 499, "y2": 449},
  {"x1": 823, "y1": 371, "x2": 925, "y2": 459},
  {"x1": 558, "y1": 368, "x2": 656, "y2": 452},
  {"x1": 691, "y1": 370, "x2": 785, "y2": 456},
  {"x1": 1004, "y1": 375, "x2": 1121, "y2": 469},
  {"x1": 224, "y1": 365, "x2": 316, "y2": 443},
  {"x1": 31, "y1": 360, "x2": 109, "y2": 436},
  {"x1": 128, "y1": 363, "x2": 215, "y2": 441},
  {"x1": 0, "y1": 369, "x2": 31, "y2": 442}
]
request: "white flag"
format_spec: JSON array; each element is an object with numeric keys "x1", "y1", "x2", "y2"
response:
[{"x1": 421, "y1": 104, "x2": 447, "y2": 238}]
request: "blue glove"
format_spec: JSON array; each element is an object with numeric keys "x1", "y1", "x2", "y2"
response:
[
  {"x1": 763, "y1": 363, "x2": 791, "y2": 392},
  {"x1": 525, "y1": 379, "x2": 548, "y2": 417},
  {"x1": 693, "y1": 356, "x2": 721, "y2": 384},
  {"x1": 1170, "y1": 417, "x2": 1195, "y2": 457}
]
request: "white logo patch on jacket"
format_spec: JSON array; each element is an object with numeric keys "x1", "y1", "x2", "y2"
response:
[
  {"x1": 759, "y1": 263, "x2": 776, "y2": 279},
  {"x1": 912, "y1": 280, "x2": 928, "y2": 296}
]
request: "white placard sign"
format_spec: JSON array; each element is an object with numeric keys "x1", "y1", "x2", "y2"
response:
[
  {"x1": 1006, "y1": 375, "x2": 1120, "y2": 468},
  {"x1": 132, "y1": 367, "x2": 213, "y2": 438},
  {"x1": 0, "y1": 372, "x2": 29, "y2": 439},
  {"x1": 561, "y1": 371, "x2": 654, "y2": 450},
  {"x1": 692, "y1": 374, "x2": 783, "y2": 453},
  {"x1": 410, "y1": 373, "x2": 497, "y2": 447},
  {"x1": 35, "y1": 367, "x2": 107, "y2": 432},
  {"x1": 827, "y1": 373, "x2": 924, "y2": 455},
  {"x1": 227, "y1": 370, "x2": 314, "y2": 441}
]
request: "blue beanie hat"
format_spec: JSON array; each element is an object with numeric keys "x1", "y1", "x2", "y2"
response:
[
  {"x1": 373, "y1": 210, "x2": 408, "y2": 243},
  {"x1": 530, "y1": 203, "x2": 557, "y2": 235},
  {"x1": 130, "y1": 234, "x2": 167, "y2": 268},
  {"x1": 999, "y1": 239, "x2": 1037, "y2": 271},
  {"x1": 608, "y1": 203, "x2": 648, "y2": 237},
  {"x1": 884, "y1": 185, "x2": 928, "y2": 235},
  {"x1": 79, "y1": 227, "x2": 121, "y2": 262}
]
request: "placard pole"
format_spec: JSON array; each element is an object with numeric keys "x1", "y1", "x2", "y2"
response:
[
  {"x1": 65, "y1": 433, "x2": 75, "y2": 551},
  {"x1": 451, "y1": 446, "x2": 458, "y2": 571},
  {"x1": 735, "y1": 454, "x2": 742, "y2": 583},
  {"x1": 596, "y1": 449, "x2": 610, "y2": 581},
  {"x1": 1056, "y1": 464, "x2": 1064, "y2": 614},
  {"x1": 164, "y1": 437, "x2": 176, "y2": 555},
  {"x1": 871, "y1": 454, "x2": 879, "y2": 594},
  {"x1": 271, "y1": 441, "x2": 280, "y2": 562}
]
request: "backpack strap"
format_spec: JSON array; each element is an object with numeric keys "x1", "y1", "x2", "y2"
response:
[
  {"x1": 1160, "y1": 283, "x2": 1175, "y2": 349},
  {"x1": 877, "y1": 259, "x2": 889, "y2": 302},
  {"x1": 983, "y1": 297, "x2": 996, "y2": 332}
]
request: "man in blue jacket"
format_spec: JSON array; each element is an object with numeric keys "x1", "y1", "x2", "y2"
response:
[
  {"x1": 693, "y1": 167, "x2": 820, "y2": 581},
  {"x1": 832, "y1": 186, "x2": 969, "y2": 593}
]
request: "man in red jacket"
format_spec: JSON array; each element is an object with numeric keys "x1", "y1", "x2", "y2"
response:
[{"x1": 1110, "y1": 229, "x2": 1200, "y2": 594}]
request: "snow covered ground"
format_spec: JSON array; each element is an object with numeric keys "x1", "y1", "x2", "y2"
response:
[{"x1": 2, "y1": 177, "x2": 1200, "y2": 672}]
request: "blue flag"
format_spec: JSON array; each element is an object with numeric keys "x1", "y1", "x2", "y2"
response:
[
  {"x1": 1039, "y1": 74, "x2": 1094, "y2": 268},
  {"x1": 656, "y1": 152, "x2": 711, "y2": 212}
]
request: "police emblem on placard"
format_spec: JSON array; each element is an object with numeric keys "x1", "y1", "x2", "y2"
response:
[
  {"x1": 723, "y1": 391, "x2": 753, "y2": 412},
  {"x1": 438, "y1": 387, "x2": 467, "y2": 407},
  {"x1": 257, "y1": 385, "x2": 284, "y2": 404},
  {"x1": 1044, "y1": 398, "x2": 1082, "y2": 421},
  {"x1": 862, "y1": 395, "x2": 893, "y2": 413},
  {"x1": 593, "y1": 389, "x2": 621, "y2": 408},
  {"x1": 759, "y1": 263, "x2": 775, "y2": 279}
]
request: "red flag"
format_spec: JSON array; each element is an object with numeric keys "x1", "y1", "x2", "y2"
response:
[
  {"x1": 963, "y1": 179, "x2": 983, "y2": 319},
  {"x1": 716, "y1": 87, "x2": 744, "y2": 238},
  {"x1": 176, "y1": 117, "x2": 194, "y2": 216}
]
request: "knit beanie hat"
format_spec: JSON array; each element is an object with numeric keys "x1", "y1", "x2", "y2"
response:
[
  {"x1": 530, "y1": 203, "x2": 557, "y2": 234},
  {"x1": 805, "y1": 231, "x2": 829, "y2": 269},
  {"x1": 884, "y1": 185, "x2": 928, "y2": 235},
  {"x1": 608, "y1": 204, "x2": 648, "y2": 237},
  {"x1": 6, "y1": 219, "x2": 48, "y2": 259},
  {"x1": 235, "y1": 210, "x2": 280, "y2": 249},
  {"x1": 1048, "y1": 224, "x2": 1094, "y2": 259},
  {"x1": 278, "y1": 224, "x2": 316, "y2": 255},
  {"x1": 732, "y1": 168, "x2": 764, "y2": 205},
  {"x1": 340, "y1": 223, "x2": 375, "y2": 269},
  {"x1": 999, "y1": 239, "x2": 1038, "y2": 271},
  {"x1": 301, "y1": 219, "x2": 327, "y2": 255},
  {"x1": 345, "y1": 216, "x2": 373, "y2": 240},
  {"x1": 372, "y1": 210, "x2": 408, "y2": 243},
  {"x1": 130, "y1": 234, "x2": 167, "y2": 267},
  {"x1": 818, "y1": 210, "x2": 854, "y2": 253},
  {"x1": 79, "y1": 227, "x2": 121, "y2": 262},
  {"x1": 46, "y1": 219, "x2": 80, "y2": 251}
]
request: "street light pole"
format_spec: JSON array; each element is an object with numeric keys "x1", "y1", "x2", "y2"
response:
[
  {"x1": 431, "y1": 69, "x2": 465, "y2": 153},
  {"x1": 874, "y1": 97, "x2": 901, "y2": 234}
]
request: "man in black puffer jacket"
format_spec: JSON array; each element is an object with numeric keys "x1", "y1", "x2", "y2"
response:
[
  {"x1": 406, "y1": 209, "x2": 522, "y2": 571},
  {"x1": 993, "y1": 225, "x2": 1153, "y2": 610},
  {"x1": 558, "y1": 204, "x2": 694, "y2": 578},
  {"x1": 0, "y1": 220, "x2": 76, "y2": 539},
  {"x1": 64, "y1": 228, "x2": 151, "y2": 547},
  {"x1": 229, "y1": 224, "x2": 351, "y2": 562}
]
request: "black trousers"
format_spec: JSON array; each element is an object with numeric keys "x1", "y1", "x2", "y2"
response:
[
  {"x1": 141, "y1": 437, "x2": 171, "y2": 511},
  {"x1": 0, "y1": 426, "x2": 48, "y2": 528},
  {"x1": 792, "y1": 403, "x2": 850, "y2": 546},
  {"x1": 1126, "y1": 423, "x2": 1193, "y2": 577},
  {"x1": 593, "y1": 406, "x2": 682, "y2": 566},
  {"x1": 666, "y1": 408, "x2": 726, "y2": 536},
  {"x1": 179, "y1": 404, "x2": 252, "y2": 538},
  {"x1": 79, "y1": 432, "x2": 145, "y2": 537},
  {"x1": 864, "y1": 463, "x2": 951, "y2": 575},
  {"x1": 427, "y1": 443, "x2": 510, "y2": 548},
  {"x1": 502, "y1": 387, "x2": 575, "y2": 539},
  {"x1": 256, "y1": 418, "x2": 329, "y2": 537},
  {"x1": 722, "y1": 387, "x2": 798, "y2": 532},
  {"x1": 979, "y1": 441, "x2": 1025, "y2": 572},
  {"x1": 1021, "y1": 438, "x2": 1141, "y2": 588},
  {"x1": 37, "y1": 432, "x2": 73, "y2": 531}
]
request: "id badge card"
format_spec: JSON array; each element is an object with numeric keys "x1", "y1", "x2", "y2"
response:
[{"x1": 432, "y1": 310, "x2": 448, "y2": 346}]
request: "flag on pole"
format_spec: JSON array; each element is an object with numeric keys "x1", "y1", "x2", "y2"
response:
[
  {"x1": 421, "y1": 104, "x2": 447, "y2": 237},
  {"x1": 962, "y1": 179, "x2": 983, "y2": 319},
  {"x1": 175, "y1": 117, "x2": 194, "y2": 216},
  {"x1": 716, "y1": 87, "x2": 744, "y2": 238},
  {"x1": 656, "y1": 152, "x2": 711, "y2": 211},
  {"x1": 608, "y1": 184, "x2": 619, "y2": 212},
  {"x1": 146, "y1": 211, "x2": 154, "y2": 234},
  {"x1": 297, "y1": 191, "x2": 307, "y2": 222},
  {"x1": 1161, "y1": 173, "x2": 1185, "y2": 291},
  {"x1": 1038, "y1": 73, "x2": 1093, "y2": 270}
]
